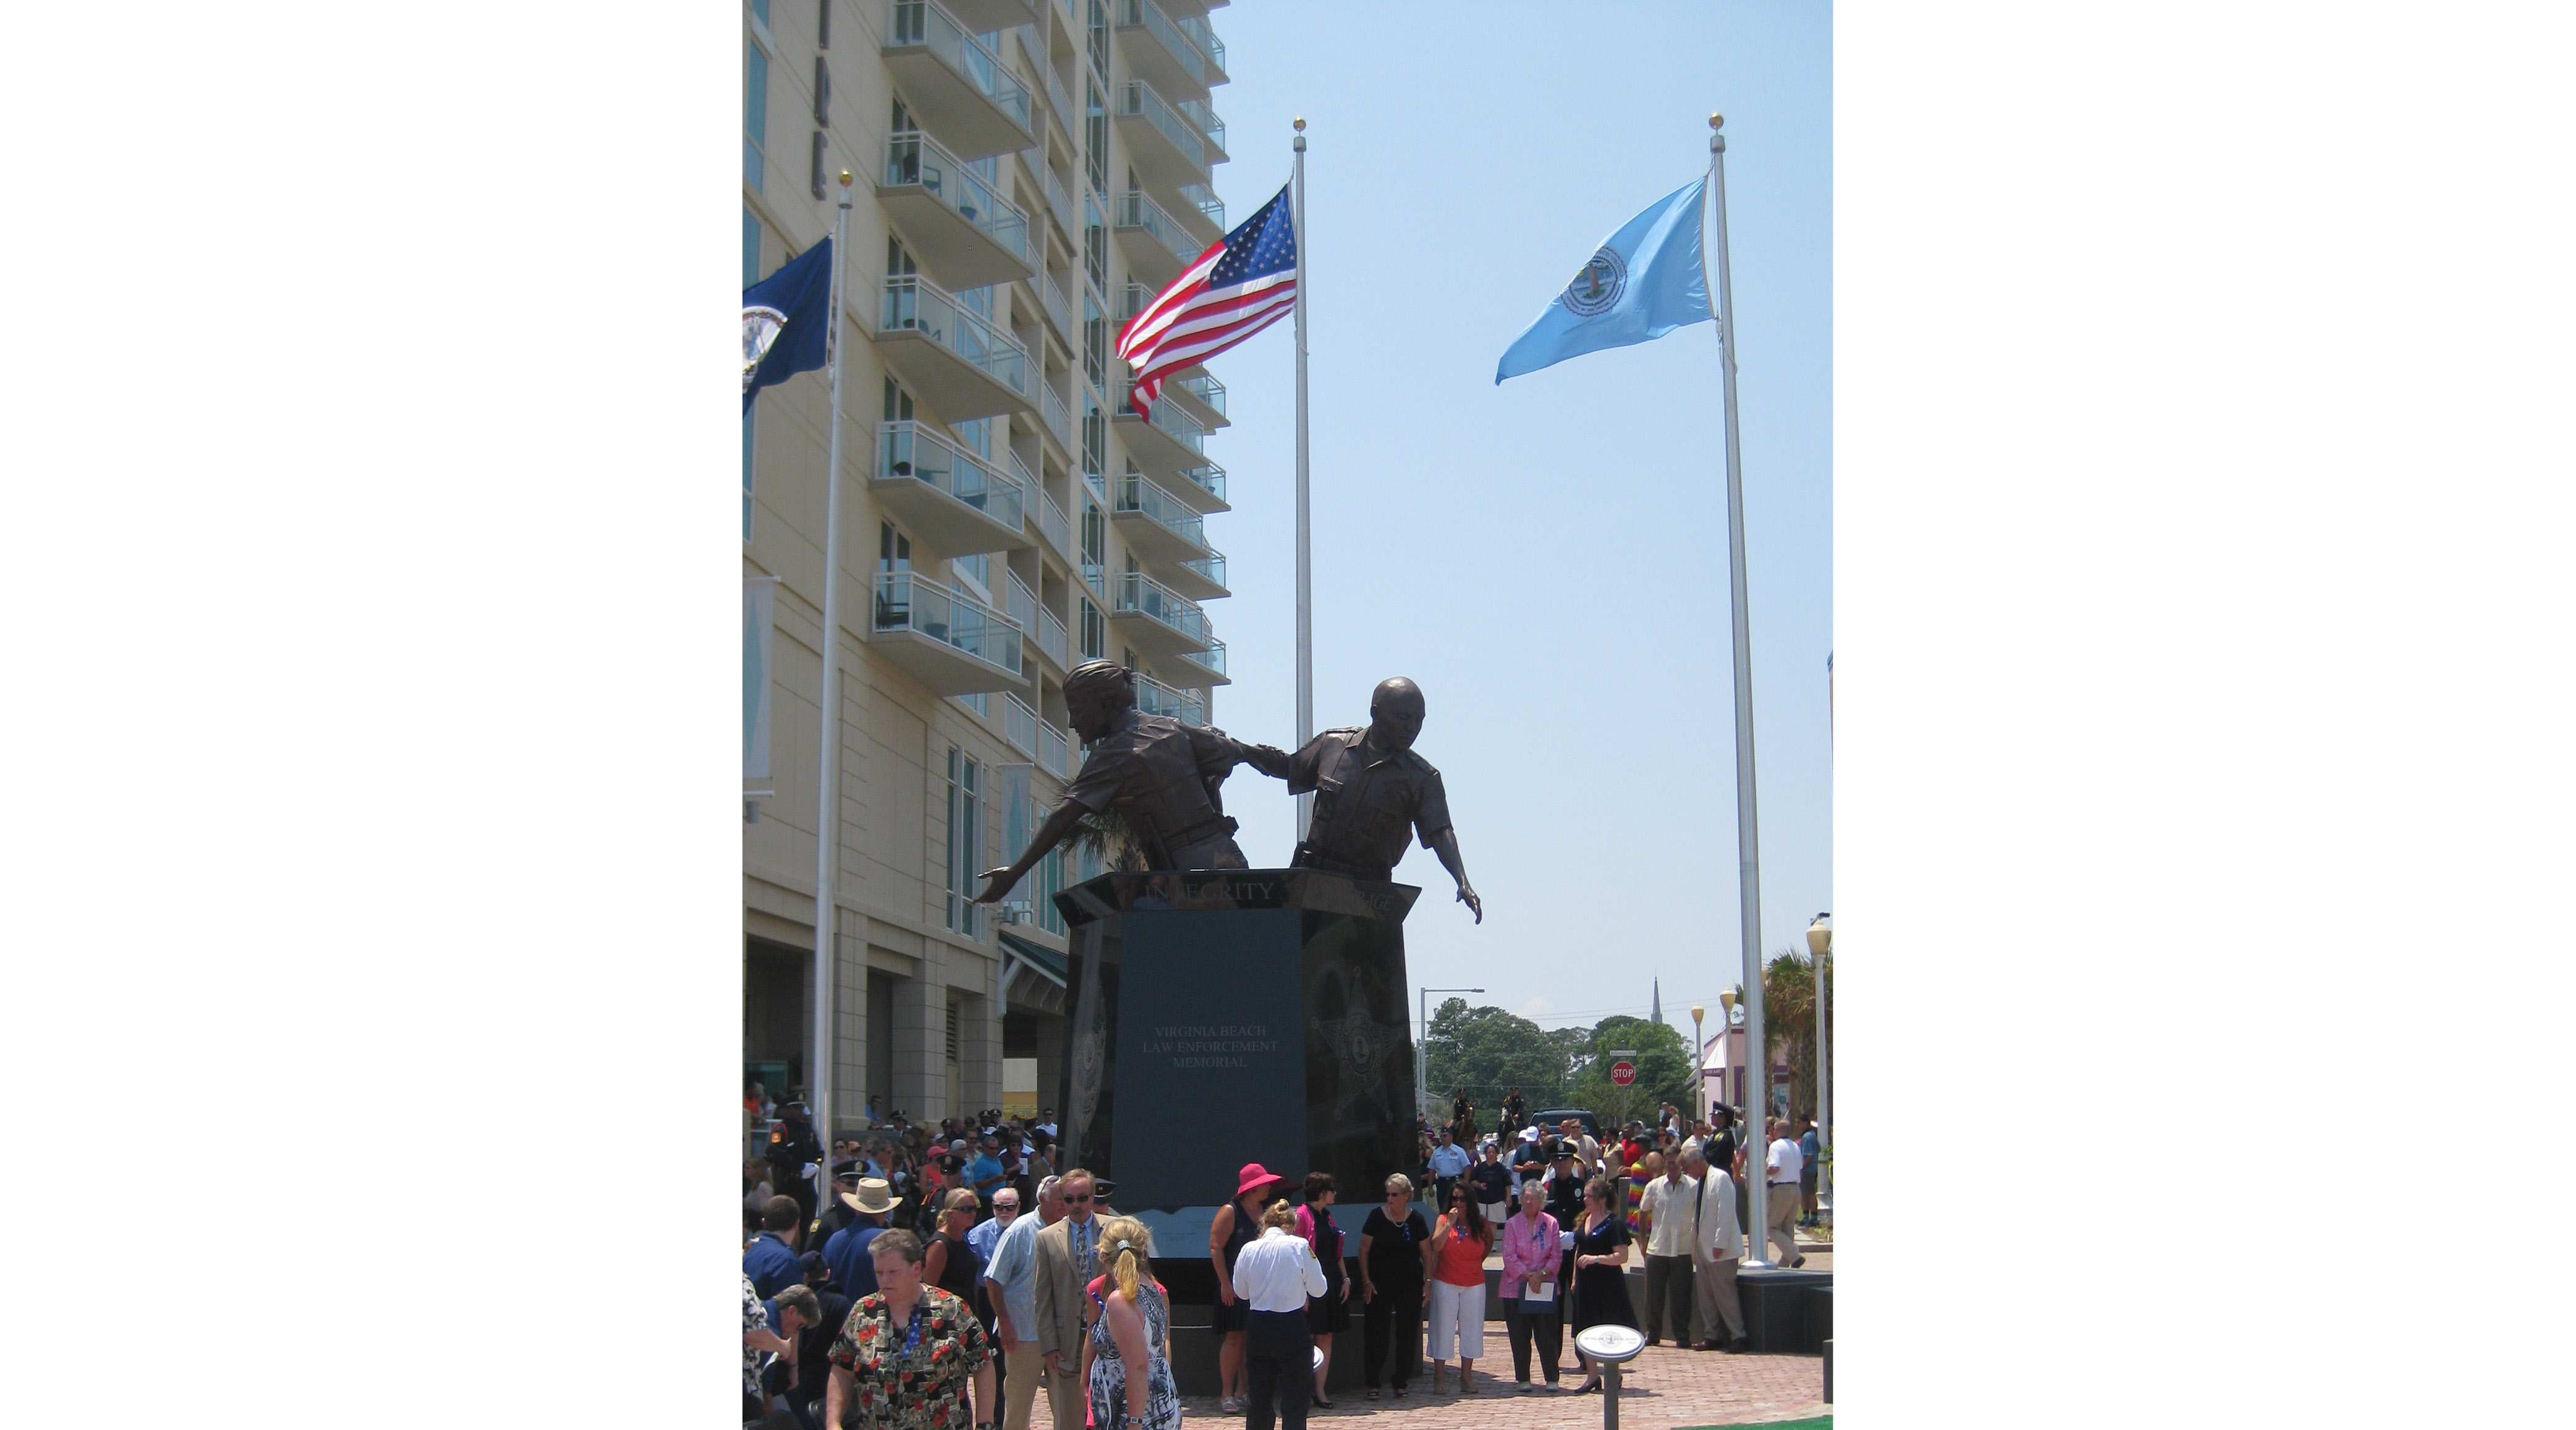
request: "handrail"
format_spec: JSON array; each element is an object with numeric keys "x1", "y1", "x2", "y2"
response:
[
  {"x1": 1036, "y1": 604, "x2": 1070, "y2": 669},
  {"x1": 1134, "y1": 671, "x2": 1205, "y2": 725},
  {"x1": 1116, "y1": 80, "x2": 1205, "y2": 173},
  {"x1": 1112, "y1": 569, "x2": 1212, "y2": 642},
  {"x1": 886, "y1": 0, "x2": 1032, "y2": 132},
  {"x1": 1175, "y1": 11, "x2": 1224, "y2": 77},
  {"x1": 1175, "y1": 182, "x2": 1224, "y2": 233},
  {"x1": 1168, "y1": 372, "x2": 1225, "y2": 417},
  {"x1": 1114, "y1": 0, "x2": 1205, "y2": 87},
  {"x1": 884, "y1": 130, "x2": 1031, "y2": 264},
  {"x1": 1003, "y1": 691, "x2": 1041, "y2": 758},
  {"x1": 1115, "y1": 470, "x2": 1208, "y2": 548},
  {"x1": 1115, "y1": 190, "x2": 1200, "y2": 266},
  {"x1": 1179, "y1": 550, "x2": 1226, "y2": 591},
  {"x1": 880, "y1": 275, "x2": 1030, "y2": 396},
  {"x1": 1176, "y1": 98, "x2": 1225, "y2": 154},
  {"x1": 1035, "y1": 483, "x2": 1073, "y2": 560},
  {"x1": 1176, "y1": 641, "x2": 1226, "y2": 678},
  {"x1": 872, "y1": 571, "x2": 1024, "y2": 674},
  {"x1": 1173, "y1": 463, "x2": 1226, "y2": 504},
  {"x1": 875, "y1": 420, "x2": 1028, "y2": 528}
]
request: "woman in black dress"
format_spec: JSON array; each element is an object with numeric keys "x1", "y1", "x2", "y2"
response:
[
  {"x1": 1300, "y1": 1172, "x2": 1351, "y2": 1407},
  {"x1": 1357, "y1": 1173, "x2": 1435, "y2": 1400},
  {"x1": 920, "y1": 1187, "x2": 986, "y2": 1309},
  {"x1": 1209, "y1": 1163, "x2": 1285, "y2": 1415},
  {"x1": 1568, "y1": 1177, "x2": 1636, "y2": 1394}
]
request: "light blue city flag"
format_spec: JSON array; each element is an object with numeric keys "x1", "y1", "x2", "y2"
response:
[{"x1": 1495, "y1": 178, "x2": 1711, "y2": 383}]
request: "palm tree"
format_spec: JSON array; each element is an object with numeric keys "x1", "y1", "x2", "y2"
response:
[
  {"x1": 1762, "y1": 949, "x2": 1830, "y2": 1123},
  {"x1": 1065, "y1": 804, "x2": 1146, "y2": 872}
]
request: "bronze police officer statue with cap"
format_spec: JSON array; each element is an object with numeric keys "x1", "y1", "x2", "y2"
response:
[
  {"x1": 974, "y1": 659, "x2": 1285, "y2": 903},
  {"x1": 1280, "y1": 676, "x2": 1481, "y2": 922}
]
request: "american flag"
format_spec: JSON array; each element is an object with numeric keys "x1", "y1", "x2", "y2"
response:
[{"x1": 1116, "y1": 182, "x2": 1296, "y2": 417}]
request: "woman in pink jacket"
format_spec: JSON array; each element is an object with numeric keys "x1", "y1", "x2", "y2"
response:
[{"x1": 1497, "y1": 1179, "x2": 1564, "y2": 1391}]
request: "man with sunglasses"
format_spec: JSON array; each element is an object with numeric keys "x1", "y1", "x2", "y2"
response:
[{"x1": 1031, "y1": 1169, "x2": 1102, "y2": 1430}]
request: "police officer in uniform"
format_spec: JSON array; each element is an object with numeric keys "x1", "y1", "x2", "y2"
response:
[
  {"x1": 974, "y1": 660, "x2": 1285, "y2": 900},
  {"x1": 766, "y1": 1099, "x2": 824, "y2": 1228},
  {"x1": 1280, "y1": 677, "x2": 1482, "y2": 921}
]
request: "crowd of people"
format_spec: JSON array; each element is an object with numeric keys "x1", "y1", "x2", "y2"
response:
[{"x1": 740, "y1": 1093, "x2": 1822, "y2": 1428}]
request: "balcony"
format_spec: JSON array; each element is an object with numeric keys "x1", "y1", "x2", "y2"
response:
[
  {"x1": 1039, "y1": 720, "x2": 1073, "y2": 779},
  {"x1": 1165, "y1": 371, "x2": 1227, "y2": 428},
  {"x1": 1115, "y1": 80, "x2": 1210, "y2": 192},
  {"x1": 1113, "y1": 190, "x2": 1202, "y2": 289},
  {"x1": 1041, "y1": 378, "x2": 1073, "y2": 456},
  {"x1": 1002, "y1": 689, "x2": 1042, "y2": 759},
  {"x1": 1158, "y1": 460, "x2": 1228, "y2": 514},
  {"x1": 1134, "y1": 672, "x2": 1207, "y2": 726},
  {"x1": 1041, "y1": 58, "x2": 1076, "y2": 149},
  {"x1": 1031, "y1": 482, "x2": 1075, "y2": 564},
  {"x1": 1110, "y1": 469, "x2": 1213, "y2": 566},
  {"x1": 1114, "y1": 0, "x2": 1209, "y2": 100},
  {"x1": 1176, "y1": 98, "x2": 1226, "y2": 161},
  {"x1": 1113, "y1": 379, "x2": 1207, "y2": 474},
  {"x1": 1035, "y1": 267, "x2": 1074, "y2": 351},
  {"x1": 1174, "y1": 641, "x2": 1228, "y2": 685},
  {"x1": 1040, "y1": 161, "x2": 1076, "y2": 245},
  {"x1": 882, "y1": 0, "x2": 1034, "y2": 160},
  {"x1": 1035, "y1": 602, "x2": 1071, "y2": 674},
  {"x1": 1173, "y1": 181, "x2": 1225, "y2": 246},
  {"x1": 1165, "y1": 548, "x2": 1227, "y2": 602},
  {"x1": 1107, "y1": 569, "x2": 1216, "y2": 661},
  {"x1": 876, "y1": 275, "x2": 1034, "y2": 419},
  {"x1": 867, "y1": 572, "x2": 1025, "y2": 695},
  {"x1": 1175, "y1": 12, "x2": 1226, "y2": 85},
  {"x1": 870, "y1": 422, "x2": 1033, "y2": 555},
  {"x1": 878, "y1": 132, "x2": 1035, "y2": 291},
  {"x1": 942, "y1": 0, "x2": 1040, "y2": 39}
]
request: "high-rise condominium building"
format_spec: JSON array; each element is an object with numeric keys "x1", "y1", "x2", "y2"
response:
[{"x1": 742, "y1": 0, "x2": 1239, "y2": 1140}]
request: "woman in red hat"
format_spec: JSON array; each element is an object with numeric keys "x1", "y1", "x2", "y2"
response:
[{"x1": 1209, "y1": 1161, "x2": 1286, "y2": 1414}]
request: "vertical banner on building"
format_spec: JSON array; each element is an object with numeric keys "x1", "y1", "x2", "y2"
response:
[{"x1": 744, "y1": 575, "x2": 778, "y2": 784}]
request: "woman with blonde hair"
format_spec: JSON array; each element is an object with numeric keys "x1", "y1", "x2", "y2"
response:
[{"x1": 1082, "y1": 1216, "x2": 1180, "y2": 1430}]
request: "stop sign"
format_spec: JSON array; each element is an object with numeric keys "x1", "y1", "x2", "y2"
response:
[{"x1": 1610, "y1": 1060, "x2": 1637, "y2": 1086}]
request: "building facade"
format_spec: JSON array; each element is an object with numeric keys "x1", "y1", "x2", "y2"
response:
[{"x1": 742, "y1": 0, "x2": 1239, "y2": 1139}]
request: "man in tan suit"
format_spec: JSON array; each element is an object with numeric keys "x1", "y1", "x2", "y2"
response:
[{"x1": 1031, "y1": 1167, "x2": 1102, "y2": 1430}]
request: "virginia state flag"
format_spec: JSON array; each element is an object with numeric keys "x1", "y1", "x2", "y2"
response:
[
  {"x1": 1495, "y1": 179, "x2": 1711, "y2": 383},
  {"x1": 743, "y1": 237, "x2": 834, "y2": 412}
]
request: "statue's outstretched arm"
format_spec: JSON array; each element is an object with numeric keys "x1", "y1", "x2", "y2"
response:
[
  {"x1": 975, "y1": 800, "x2": 1089, "y2": 904},
  {"x1": 1429, "y1": 827, "x2": 1482, "y2": 924}
]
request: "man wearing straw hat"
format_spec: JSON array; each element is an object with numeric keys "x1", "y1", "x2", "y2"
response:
[{"x1": 820, "y1": 1176, "x2": 896, "y2": 1297}]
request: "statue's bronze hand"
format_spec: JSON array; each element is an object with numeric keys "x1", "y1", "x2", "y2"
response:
[
  {"x1": 974, "y1": 867, "x2": 1021, "y2": 904},
  {"x1": 1457, "y1": 883, "x2": 1483, "y2": 924}
]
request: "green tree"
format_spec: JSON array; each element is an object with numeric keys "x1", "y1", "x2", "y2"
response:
[
  {"x1": 1422, "y1": 998, "x2": 1573, "y2": 1109},
  {"x1": 1761, "y1": 949, "x2": 1832, "y2": 1124},
  {"x1": 1565, "y1": 1015, "x2": 1695, "y2": 1131}
]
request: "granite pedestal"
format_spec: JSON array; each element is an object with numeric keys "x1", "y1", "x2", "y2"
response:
[{"x1": 1052, "y1": 868, "x2": 1421, "y2": 1396}]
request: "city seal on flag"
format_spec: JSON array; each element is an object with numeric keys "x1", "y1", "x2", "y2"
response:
[
  {"x1": 742, "y1": 305, "x2": 789, "y2": 392},
  {"x1": 1562, "y1": 245, "x2": 1628, "y2": 317}
]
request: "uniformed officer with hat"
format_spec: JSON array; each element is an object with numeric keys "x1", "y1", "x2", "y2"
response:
[{"x1": 765, "y1": 1099, "x2": 824, "y2": 1227}]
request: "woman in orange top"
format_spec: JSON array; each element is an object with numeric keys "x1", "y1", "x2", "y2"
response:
[{"x1": 1426, "y1": 1184, "x2": 1494, "y2": 1394}]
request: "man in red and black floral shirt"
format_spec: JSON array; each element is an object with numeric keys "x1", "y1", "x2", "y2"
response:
[{"x1": 825, "y1": 1230, "x2": 995, "y2": 1430}]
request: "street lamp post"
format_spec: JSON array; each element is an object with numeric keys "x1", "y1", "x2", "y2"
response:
[
  {"x1": 1807, "y1": 914, "x2": 1830, "y2": 1220},
  {"x1": 1715, "y1": 989, "x2": 1740, "y2": 1115},
  {"x1": 1689, "y1": 1004, "x2": 1706, "y2": 1123},
  {"x1": 1418, "y1": 985, "x2": 1484, "y2": 1122}
]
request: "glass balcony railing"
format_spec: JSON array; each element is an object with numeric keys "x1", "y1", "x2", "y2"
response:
[
  {"x1": 1176, "y1": 98, "x2": 1225, "y2": 153},
  {"x1": 880, "y1": 275, "x2": 1030, "y2": 396},
  {"x1": 1115, "y1": 470, "x2": 1207, "y2": 548},
  {"x1": 1176, "y1": 641, "x2": 1226, "y2": 679},
  {"x1": 887, "y1": 0, "x2": 1032, "y2": 132},
  {"x1": 873, "y1": 572, "x2": 1024, "y2": 675},
  {"x1": 1169, "y1": 372, "x2": 1224, "y2": 417},
  {"x1": 1043, "y1": 380, "x2": 1073, "y2": 450},
  {"x1": 1175, "y1": 11, "x2": 1224, "y2": 78},
  {"x1": 1040, "y1": 720, "x2": 1071, "y2": 778},
  {"x1": 1180, "y1": 551, "x2": 1225, "y2": 591},
  {"x1": 1175, "y1": 463, "x2": 1226, "y2": 504},
  {"x1": 1003, "y1": 690, "x2": 1041, "y2": 759},
  {"x1": 1005, "y1": 569, "x2": 1039, "y2": 628},
  {"x1": 1042, "y1": 162, "x2": 1075, "y2": 238},
  {"x1": 1116, "y1": 0, "x2": 1205, "y2": 87},
  {"x1": 1118, "y1": 80, "x2": 1205, "y2": 174},
  {"x1": 1037, "y1": 603, "x2": 1070, "y2": 669},
  {"x1": 1043, "y1": 59, "x2": 1073, "y2": 138},
  {"x1": 1113, "y1": 570, "x2": 1213, "y2": 644},
  {"x1": 1175, "y1": 182, "x2": 1224, "y2": 233},
  {"x1": 1120, "y1": 380, "x2": 1205, "y2": 454},
  {"x1": 1134, "y1": 672, "x2": 1205, "y2": 726},
  {"x1": 1118, "y1": 281, "x2": 1154, "y2": 325},
  {"x1": 1035, "y1": 484, "x2": 1073, "y2": 560},
  {"x1": 1116, "y1": 190, "x2": 1201, "y2": 266},
  {"x1": 885, "y1": 131, "x2": 1031, "y2": 265},
  {"x1": 877, "y1": 420, "x2": 1028, "y2": 528}
]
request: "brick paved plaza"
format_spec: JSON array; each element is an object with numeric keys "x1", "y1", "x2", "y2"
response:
[{"x1": 1174, "y1": 1340, "x2": 1829, "y2": 1429}]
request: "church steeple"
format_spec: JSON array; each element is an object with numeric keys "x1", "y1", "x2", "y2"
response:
[{"x1": 1652, "y1": 976, "x2": 1663, "y2": 1025}]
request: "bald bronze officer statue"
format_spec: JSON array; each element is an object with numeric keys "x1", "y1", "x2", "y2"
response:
[
  {"x1": 1281, "y1": 677, "x2": 1481, "y2": 922},
  {"x1": 974, "y1": 659, "x2": 1285, "y2": 903}
]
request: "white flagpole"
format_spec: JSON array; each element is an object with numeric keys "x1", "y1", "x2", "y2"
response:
[
  {"x1": 1292, "y1": 119, "x2": 1313, "y2": 840},
  {"x1": 810, "y1": 169, "x2": 854, "y2": 1219},
  {"x1": 1706, "y1": 113, "x2": 1777, "y2": 1267}
]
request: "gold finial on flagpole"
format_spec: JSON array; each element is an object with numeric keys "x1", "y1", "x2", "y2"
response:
[
  {"x1": 1709, "y1": 113, "x2": 1724, "y2": 130},
  {"x1": 1293, "y1": 116, "x2": 1306, "y2": 132},
  {"x1": 838, "y1": 170, "x2": 852, "y2": 187}
]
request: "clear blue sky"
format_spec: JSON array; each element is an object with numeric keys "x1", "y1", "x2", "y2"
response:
[{"x1": 1188, "y1": 3, "x2": 1832, "y2": 1047}]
